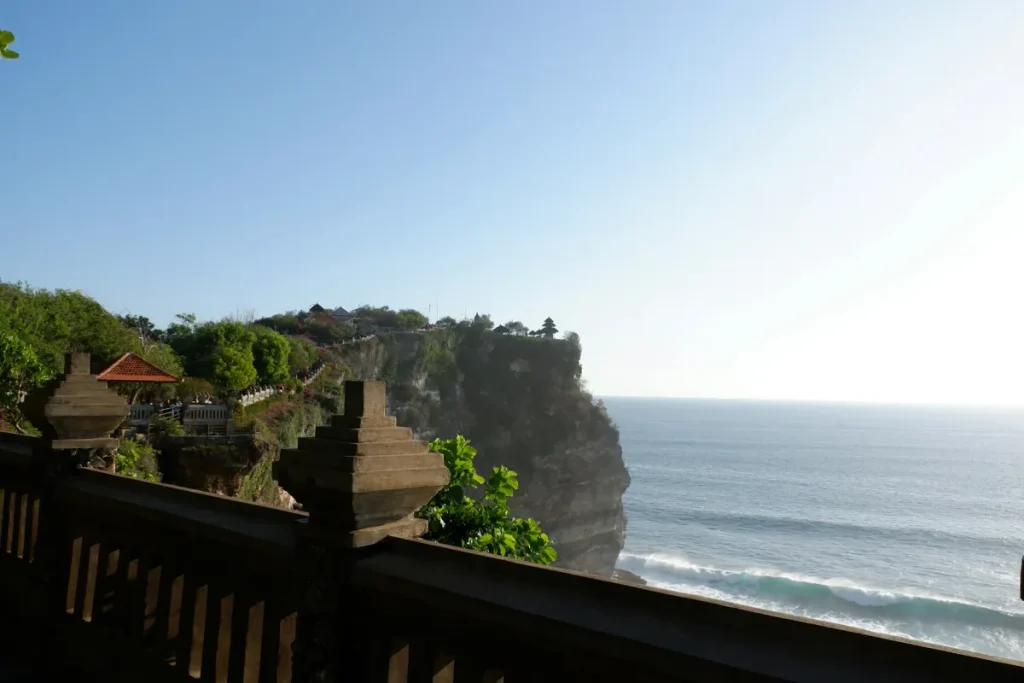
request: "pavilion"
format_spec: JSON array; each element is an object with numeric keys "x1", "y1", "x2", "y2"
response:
[{"x1": 96, "y1": 352, "x2": 181, "y2": 384}]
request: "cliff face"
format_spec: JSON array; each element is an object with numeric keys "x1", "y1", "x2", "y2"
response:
[
  {"x1": 332, "y1": 328, "x2": 630, "y2": 576},
  {"x1": 157, "y1": 435, "x2": 262, "y2": 496}
]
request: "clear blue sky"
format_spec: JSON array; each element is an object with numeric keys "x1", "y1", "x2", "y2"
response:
[{"x1": 4, "y1": 2, "x2": 1024, "y2": 404}]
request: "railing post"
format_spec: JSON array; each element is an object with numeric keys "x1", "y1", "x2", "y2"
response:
[
  {"x1": 21, "y1": 352, "x2": 127, "y2": 471},
  {"x1": 6, "y1": 353, "x2": 129, "y2": 672},
  {"x1": 275, "y1": 381, "x2": 449, "y2": 683}
]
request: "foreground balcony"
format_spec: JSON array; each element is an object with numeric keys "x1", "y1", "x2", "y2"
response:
[{"x1": 0, "y1": 363, "x2": 1019, "y2": 682}]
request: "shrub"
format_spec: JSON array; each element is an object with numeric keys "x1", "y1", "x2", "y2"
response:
[
  {"x1": 287, "y1": 336, "x2": 318, "y2": 372},
  {"x1": 416, "y1": 436, "x2": 556, "y2": 565},
  {"x1": 251, "y1": 326, "x2": 291, "y2": 384},
  {"x1": 115, "y1": 439, "x2": 162, "y2": 482},
  {"x1": 236, "y1": 453, "x2": 278, "y2": 505},
  {"x1": 176, "y1": 377, "x2": 216, "y2": 400},
  {"x1": 150, "y1": 415, "x2": 185, "y2": 437}
]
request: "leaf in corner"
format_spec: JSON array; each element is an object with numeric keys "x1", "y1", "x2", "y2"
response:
[
  {"x1": 2, "y1": 49, "x2": 18, "y2": 59},
  {"x1": 0, "y1": 30, "x2": 14, "y2": 45}
]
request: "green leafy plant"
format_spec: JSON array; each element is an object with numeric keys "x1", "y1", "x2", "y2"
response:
[
  {"x1": 417, "y1": 436, "x2": 556, "y2": 565},
  {"x1": 0, "y1": 30, "x2": 18, "y2": 59},
  {"x1": 150, "y1": 415, "x2": 185, "y2": 437},
  {"x1": 252, "y1": 325, "x2": 291, "y2": 384},
  {"x1": 115, "y1": 439, "x2": 162, "y2": 482},
  {"x1": 236, "y1": 453, "x2": 278, "y2": 504},
  {"x1": 0, "y1": 332, "x2": 50, "y2": 432}
]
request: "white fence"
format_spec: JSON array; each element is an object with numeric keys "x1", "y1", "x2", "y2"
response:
[
  {"x1": 127, "y1": 361, "x2": 329, "y2": 434},
  {"x1": 238, "y1": 388, "x2": 275, "y2": 408}
]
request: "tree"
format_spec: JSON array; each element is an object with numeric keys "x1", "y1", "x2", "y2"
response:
[
  {"x1": 210, "y1": 343, "x2": 257, "y2": 393},
  {"x1": 165, "y1": 313, "x2": 199, "y2": 357},
  {"x1": 251, "y1": 326, "x2": 290, "y2": 384},
  {"x1": 118, "y1": 314, "x2": 159, "y2": 342},
  {"x1": 353, "y1": 305, "x2": 400, "y2": 330},
  {"x1": 493, "y1": 325, "x2": 509, "y2": 335},
  {"x1": 173, "y1": 320, "x2": 257, "y2": 392},
  {"x1": 0, "y1": 332, "x2": 49, "y2": 432},
  {"x1": 503, "y1": 320, "x2": 529, "y2": 336},
  {"x1": 396, "y1": 309, "x2": 429, "y2": 331},
  {"x1": 287, "y1": 336, "x2": 318, "y2": 372},
  {"x1": 306, "y1": 320, "x2": 354, "y2": 346},
  {"x1": 176, "y1": 377, "x2": 215, "y2": 401},
  {"x1": 0, "y1": 282, "x2": 141, "y2": 376},
  {"x1": 0, "y1": 30, "x2": 18, "y2": 60},
  {"x1": 471, "y1": 313, "x2": 494, "y2": 330},
  {"x1": 254, "y1": 313, "x2": 301, "y2": 336},
  {"x1": 416, "y1": 436, "x2": 557, "y2": 565},
  {"x1": 436, "y1": 316, "x2": 458, "y2": 329},
  {"x1": 540, "y1": 317, "x2": 558, "y2": 339}
]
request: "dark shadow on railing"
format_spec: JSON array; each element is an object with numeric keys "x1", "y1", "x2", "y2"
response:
[{"x1": 357, "y1": 536, "x2": 1024, "y2": 682}]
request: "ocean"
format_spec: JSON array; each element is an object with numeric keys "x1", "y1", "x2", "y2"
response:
[{"x1": 603, "y1": 397, "x2": 1024, "y2": 661}]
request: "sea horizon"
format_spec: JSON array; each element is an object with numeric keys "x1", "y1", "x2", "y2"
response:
[
  {"x1": 604, "y1": 396, "x2": 1024, "y2": 661},
  {"x1": 599, "y1": 394, "x2": 1024, "y2": 413}
]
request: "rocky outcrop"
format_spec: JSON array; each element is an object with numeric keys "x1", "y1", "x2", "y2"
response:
[
  {"x1": 330, "y1": 328, "x2": 631, "y2": 577},
  {"x1": 156, "y1": 434, "x2": 261, "y2": 496}
]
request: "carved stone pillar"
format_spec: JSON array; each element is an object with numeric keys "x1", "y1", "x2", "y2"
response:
[
  {"x1": 275, "y1": 380, "x2": 449, "y2": 683},
  {"x1": 22, "y1": 353, "x2": 127, "y2": 469}
]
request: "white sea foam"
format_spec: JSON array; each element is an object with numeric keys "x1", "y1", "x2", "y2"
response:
[{"x1": 616, "y1": 551, "x2": 1024, "y2": 660}]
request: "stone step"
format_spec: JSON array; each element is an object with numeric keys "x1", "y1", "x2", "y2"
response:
[
  {"x1": 280, "y1": 451, "x2": 442, "y2": 472},
  {"x1": 314, "y1": 425, "x2": 414, "y2": 443},
  {"x1": 330, "y1": 414, "x2": 397, "y2": 429},
  {"x1": 295, "y1": 437, "x2": 428, "y2": 457}
]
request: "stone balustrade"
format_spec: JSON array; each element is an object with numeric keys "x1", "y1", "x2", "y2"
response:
[
  {"x1": 0, "y1": 356, "x2": 1019, "y2": 682},
  {"x1": 238, "y1": 388, "x2": 276, "y2": 408},
  {"x1": 128, "y1": 404, "x2": 154, "y2": 421}
]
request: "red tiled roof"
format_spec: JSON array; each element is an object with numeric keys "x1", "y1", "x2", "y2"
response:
[{"x1": 96, "y1": 352, "x2": 180, "y2": 383}]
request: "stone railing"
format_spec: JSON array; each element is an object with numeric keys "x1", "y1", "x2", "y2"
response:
[
  {"x1": 127, "y1": 403, "x2": 233, "y2": 434},
  {"x1": 0, "y1": 359, "x2": 1020, "y2": 682},
  {"x1": 128, "y1": 404, "x2": 154, "y2": 422},
  {"x1": 238, "y1": 387, "x2": 276, "y2": 408},
  {"x1": 235, "y1": 360, "x2": 328, "y2": 408}
]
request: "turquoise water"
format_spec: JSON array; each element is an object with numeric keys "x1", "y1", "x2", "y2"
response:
[{"x1": 604, "y1": 398, "x2": 1024, "y2": 661}]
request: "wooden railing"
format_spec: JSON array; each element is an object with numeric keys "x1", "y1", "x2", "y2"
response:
[
  {"x1": 55, "y1": 468, "x2": 300, "y2": 682},
  {"x1": 2, "y1": 374, "x2": 1023, "y2": 683},
  {"x1": 0, "y1": 435, "x2": 301, "y2": 682},
  {"x1": 0, "y1": 435, "x2": 1021, "y2": 682},
  {"x1": 350, "y1": 537, "x2": 1024, "y2": 682}
]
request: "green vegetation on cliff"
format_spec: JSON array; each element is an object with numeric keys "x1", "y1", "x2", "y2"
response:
[
  {"x1": 115, "y1": 439, "x2": 162, "y2": 483},
  {"x1": 418, "y1": 436, "x2": 556, "y2": 565}
]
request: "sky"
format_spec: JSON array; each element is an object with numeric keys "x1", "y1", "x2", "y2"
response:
[{"x1": 3, "y1": 2, "x2": 1024, "y2": 405}]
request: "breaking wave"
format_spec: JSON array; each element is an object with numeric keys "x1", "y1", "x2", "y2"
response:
[{"x1": 617, "y1": 552, "x2": 1024, "y2": 659}]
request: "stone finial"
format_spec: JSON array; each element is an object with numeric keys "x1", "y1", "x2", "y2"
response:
[
  {"x1": 66, "y1": 352, "x2": 91, "y2": 376},
  {"x1": 22, "y1": 353, "x2": 128, "y2": 450},
  {"x1": 274, "y1": 381, "x2": 449, "y2": 548}
]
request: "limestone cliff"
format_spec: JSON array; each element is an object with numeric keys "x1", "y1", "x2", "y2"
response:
[{"x1": 330, "y1": 328, "x2": 631, "y2": 577}]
